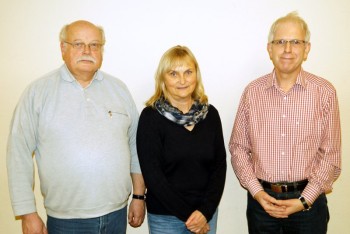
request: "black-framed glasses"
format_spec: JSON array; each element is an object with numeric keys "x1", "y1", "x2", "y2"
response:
[
  {"x1": 271, "y1": 39, "x2": 307, "y2": 47},
  {"x1": 64, "y1": 41, "x2": 103, "y2": 51}
]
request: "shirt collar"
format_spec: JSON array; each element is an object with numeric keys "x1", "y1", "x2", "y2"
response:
[
  {"x1": 59, "y1": 64, "x2": 103, "y2": 84},
  {"x1": 266, "y1": 69, "x2": 307, "y2": 90}
]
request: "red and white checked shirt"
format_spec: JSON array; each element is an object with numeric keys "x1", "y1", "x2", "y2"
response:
[{"x1": 229, "y1": 69, "x2": 341, "y2": 204}]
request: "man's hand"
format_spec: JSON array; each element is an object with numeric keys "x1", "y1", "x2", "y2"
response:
[
  {"x1": 21, "y1": 212, "x2": 48, "y2": 234},
  {"x1": 129, "y1": 173, "x2": 146, "y2": 227},
  {"x1": 278, "y1": 198, "x2": 306, "y2": 216},
  {"x1": 185, "y1": 210, "x2": 208, "y2": 233},
  {"x1": 254, "y1": 191, "x2": 288, "y2": 218},
  {"x1": 128, "y1": 199, "x2": 145, "y2": 227}
]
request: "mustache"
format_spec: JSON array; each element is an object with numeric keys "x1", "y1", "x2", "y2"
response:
[{"x1": 76, "y1": 56, "x2": 96, "y2": 64}]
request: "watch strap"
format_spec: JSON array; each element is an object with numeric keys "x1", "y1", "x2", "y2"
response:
[
  {"x1": 132, "y1": 194, "x2": 146, "y2": 200},
  {"x1": 298, "y1": 196, "x2": 311, "y2": 211}
]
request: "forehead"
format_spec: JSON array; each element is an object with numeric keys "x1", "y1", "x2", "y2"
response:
[
  {"x1": 67, "y1": 22, "x2": 102, "y2": 41},
  {"x1": 274, "y1": 21, "x2": 305, "y2": 39},
  {"x1": 168, "y1": 57, "x2": 195, "y2": 70}
]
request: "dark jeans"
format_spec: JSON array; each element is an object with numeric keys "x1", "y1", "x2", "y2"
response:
[
  {"x1": 247, "y1": 190, "x2": 329, "y2": 234},
  {"x1": 47, "y1": 206, "x2": 127, "y2": 234}
]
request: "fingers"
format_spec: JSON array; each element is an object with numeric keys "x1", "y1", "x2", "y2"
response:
[
  {"x1": 191, "y1": 223, "x2": 210, "y2": 234},
  {"x1": 255, "y1": 191, "x2": 289, "y2": 218},
  {"x1": 128, "y1": 211, "x2": 145, "y2": 227},
  {"x1": 185, "y1": 210, "x2": 207, "y2": 231},
  {"x1": 259, "y1": 195, "x2": 306, "y2": 218},
  {"x1": 128, "y1": 200, "x2": 145, "y2": 228},
  {"x1": 263, "y1": 197, "x2": 288, "y2": 218},
  {"x1": 22, "y1": 213, "x2": 47, "y2": 234},
  {"x1": 128, "y1": 217, "x2": 144, "y2": 227},
  {"x1": 278, "y1": 198, "x2": 305, "y2": 216},
  {"x1": 128, "y1": 209, "x2": 145, "y2": 227}
]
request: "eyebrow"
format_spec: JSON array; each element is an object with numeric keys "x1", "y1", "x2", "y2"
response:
[{"x1": 71, "y1": 39, "x2": 102, "y2": 43}]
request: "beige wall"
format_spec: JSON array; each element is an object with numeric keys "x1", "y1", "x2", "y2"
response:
[{"x1": 1, "y1": 0, "x2": 349, "y2": 233}]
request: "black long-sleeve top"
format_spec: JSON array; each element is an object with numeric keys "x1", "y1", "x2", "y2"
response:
[{"x1": 136, "y1": 105, "x2": 226, "y2": 222}]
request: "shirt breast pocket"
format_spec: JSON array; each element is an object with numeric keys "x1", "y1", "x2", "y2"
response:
[{"x1": 104, "y1": 108, "x2": 131, "y2": 136}]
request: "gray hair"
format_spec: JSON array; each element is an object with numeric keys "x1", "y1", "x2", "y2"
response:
[
  {"x1": 59, "y1": 21, "x2": 106, "y2": 44},
  {"x1": 268, "y1": 11, "x2": 310, "y2": 42}
]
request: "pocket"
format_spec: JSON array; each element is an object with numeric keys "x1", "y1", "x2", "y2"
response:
[{"x1": 103, "y1": 107, "x2": 131, "y2": 137}]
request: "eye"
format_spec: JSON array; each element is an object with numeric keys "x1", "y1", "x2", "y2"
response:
[
  {"x1": 185, "y1": 70, "x2": 193, "y2": 75},
  {"x1": 169, "y1": 71, "x2": 177, "y2": 77},
  {"x1": 277, "y1": 39, "x2": 286, "y2": 45},
  {"x1": 89, "y1": 43, "x2": 100, "y2": 50},
  {"x1": 90, "y1": 43, "x2": 97, "y2": 48},
  {"x1": 74, "y1": 42, "x2": 85, "y2": 49}
]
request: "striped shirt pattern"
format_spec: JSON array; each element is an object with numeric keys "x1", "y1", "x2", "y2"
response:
[{"x1": 229, "y1": 70, "x2": 341, "y2": 204}]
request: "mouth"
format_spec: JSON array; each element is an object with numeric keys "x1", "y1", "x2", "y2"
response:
[
  {"x1": 280, "y1": 56, "x2": 294, "y2": 62},
  {"x1": 77, "y1": 60, "x2": 95, "y2": 64},
  {"x1": 281, "y1": 54, "x2": 294, "y2": 60}
]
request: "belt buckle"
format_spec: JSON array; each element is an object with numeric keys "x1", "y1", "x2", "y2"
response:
[{"x1": 271, "y1": 184, "x2": 288, "y2": 193}]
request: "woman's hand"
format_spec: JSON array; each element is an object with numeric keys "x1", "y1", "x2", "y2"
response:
[{"x1": 185, "y1": 210, "x2": 208, "y2": 233}]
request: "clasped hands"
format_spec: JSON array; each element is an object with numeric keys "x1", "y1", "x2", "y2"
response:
[{"x1": 254, "y1": 190, "x2": 306, "y2": 218}]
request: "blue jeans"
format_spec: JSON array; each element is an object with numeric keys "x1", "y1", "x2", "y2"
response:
[
  {"x1": 247, "y1": 190, "x2": 329, "y2": 234},
  {"x1": 47, "y1": 206, "x2": 127, "y2": 234},
  {"x1": 148, "y1": 209, "x2": 218, "y2": 234}
]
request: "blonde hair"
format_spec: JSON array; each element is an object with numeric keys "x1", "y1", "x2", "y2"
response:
[
  {"x1": 146, "y1": 45, "x2": 208, "y2": 107},
  {"x1": 268, "y1": 11, "x2": 310, "y2": 42}
]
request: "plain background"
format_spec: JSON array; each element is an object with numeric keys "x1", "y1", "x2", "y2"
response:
[{"x1": 1, "y1": 0, "x2": 349, "y2": 233}]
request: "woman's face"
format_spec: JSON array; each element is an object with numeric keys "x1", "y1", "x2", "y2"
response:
[{"x1": 163, "y1": 58, "x2": 197, "y2": 104}]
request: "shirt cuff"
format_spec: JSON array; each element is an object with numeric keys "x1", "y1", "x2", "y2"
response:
[
  {"x1": 301, "y1": 183, "x2": 322, "y2": 205},
  {"x1": 247, "y1": 179, "x2": 264, "y2": 198},
  {"x1": 12, "y1": 200, "x2": 37, "y2": 217}
]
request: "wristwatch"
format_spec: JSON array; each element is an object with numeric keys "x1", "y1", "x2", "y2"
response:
[
  {"x1": 298, "y1": 196, "x2": 311, "y2": 211},
  {"x1": 132, "y1": 194, "x2": 146, "y2": 200}
]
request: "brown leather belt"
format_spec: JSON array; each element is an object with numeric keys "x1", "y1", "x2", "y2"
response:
[{"x1": 259, "y1": 179, "x2": 308, "y2": 193}]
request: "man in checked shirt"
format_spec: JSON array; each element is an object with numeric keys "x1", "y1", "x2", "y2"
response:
[{"x1": 229, "y1": 12, "x2": 341, "y2": 234}]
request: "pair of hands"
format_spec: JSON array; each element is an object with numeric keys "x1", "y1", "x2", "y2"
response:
[
  {"x1": 254, "y1": 190, "x2": 306, "y2": 218},
  {"x1": 21, "y1": 200, "x2": 146, "y2": 234},
  {"x1": 185, "y1": 210, "x2": 210, "y2": 234}
]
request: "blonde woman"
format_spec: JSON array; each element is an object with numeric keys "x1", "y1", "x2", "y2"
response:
[{"x1": 137, "y1": 45, "x2": 226, "y2": 234}]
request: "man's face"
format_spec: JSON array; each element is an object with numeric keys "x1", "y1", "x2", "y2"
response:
[
  {"x1": 61, "y1": 21, "x2": 103, "y2": 78},
  {"x1": 267, "y1": 21, "x2": 310, "y2": 77}
]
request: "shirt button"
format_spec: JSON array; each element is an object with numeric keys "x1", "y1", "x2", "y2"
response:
[
  {"x1": 281, "y1": 152, "x2": 285, "y2": 155},
  {"x1": 281, "y1": 133, "x2": 286, "y2": 137},
  {"x1": 282, "y1": 114, "x2": 286, "y2": 118},
  {"x1": 86, "y1": 98, "x2": 90, "y2": 101}
]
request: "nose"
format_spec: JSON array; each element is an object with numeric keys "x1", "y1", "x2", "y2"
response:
[
  {"x1": 82, "y1": 44, "x2": 91, "y2": 54},
  {"x1": 179, "y1": 74, "x2": 186, "y2": 84},
  {"x1": 284, "y1": 41, "x2": 292, "y2": 53}
]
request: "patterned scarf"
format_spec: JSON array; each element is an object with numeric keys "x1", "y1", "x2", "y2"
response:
[{"x1": 155, "y1": 97, "x2": 209, "y2": 126}]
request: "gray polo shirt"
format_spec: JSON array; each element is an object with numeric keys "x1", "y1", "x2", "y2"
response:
[{"x1": 7, "y1": 65, "x2": 141, "y2": 218}]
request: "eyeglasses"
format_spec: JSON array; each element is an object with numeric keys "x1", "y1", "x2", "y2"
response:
[
  {"x1": 271, "y1": 39, "x2": 307, "y2": 47},
  {"x1": 64, "y1": 41, "x2": 103, "y2": 51}
]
